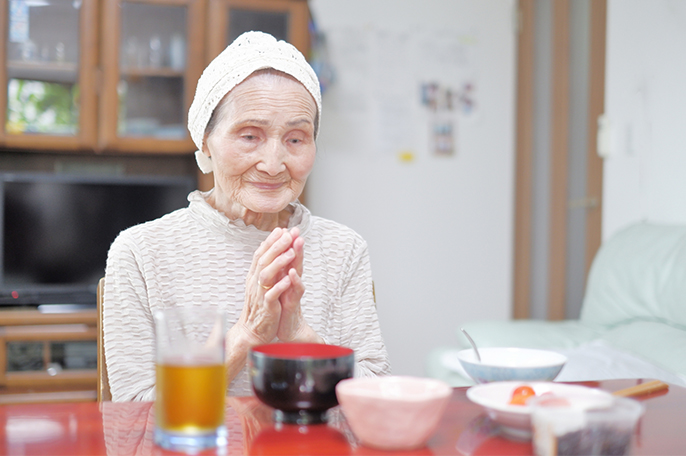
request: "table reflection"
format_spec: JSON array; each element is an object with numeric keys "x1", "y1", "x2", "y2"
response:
[
  {"x1": 0, "y1": 398, "x2": 455, "y2": 455},
  {"x1": 101, "y1": 401, "x2": 155, "y2": 455},
  {"x1": 3, "y1": 380, "x2": 675, "y2": 456},
  {"x1": 99, "y1": 397, "x2": 360, "y2": 455},
  {"x1": 1, "y1": 403, "x2": 103, "y2": 455},
  {"x1": 231, "y1": 397, "x2": 355, "y2": 455},
  {"x1": 5, "y1": 416, "x2": 66, "y2": 449}
]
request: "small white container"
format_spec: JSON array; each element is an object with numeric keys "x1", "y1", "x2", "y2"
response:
[{"x1": 531, "y1": 395, "x2": 644, "y2": 456}]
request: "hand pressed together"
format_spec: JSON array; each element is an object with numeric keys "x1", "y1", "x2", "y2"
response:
[
  {"x1": 225, "y1": 226, "x2": 322, "y2": 383},
  {"x1": 243, "y1": 226, "x2": 310, "y2": 343}
]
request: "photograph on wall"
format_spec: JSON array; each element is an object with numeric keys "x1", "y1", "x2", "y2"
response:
[{"x1": 420, "y1": 81, "x2": 476, "y2": 156}]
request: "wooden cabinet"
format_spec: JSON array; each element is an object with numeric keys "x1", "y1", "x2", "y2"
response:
[
  {"x1": 0, "y1": 0, "x2": 309, "y2": 155},
  {"x1": 0, "y1": 309, "x2": 98, "y2": 404}
]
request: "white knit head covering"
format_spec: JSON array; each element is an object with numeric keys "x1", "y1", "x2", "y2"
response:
[{"x1": 188, "y1": 31, "x2": 322, "y2": 174}]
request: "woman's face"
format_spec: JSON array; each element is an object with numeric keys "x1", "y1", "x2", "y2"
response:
[{"x1": 204, "y1": 72, "x2": 317, "y2": 215}]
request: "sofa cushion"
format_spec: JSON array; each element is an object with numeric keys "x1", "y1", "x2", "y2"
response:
[
  {"x1": 600, "y1": 321, "x2": 686, "y2": 382},
  {"x1": 460, "y1": 320, "x2": 602, "y2": 350},
  {"x1": 581, "y1": 223, "x2": 686, "y2": 328},
  {"x1": 554, "y1": 339, "x2": 686, "y2": 386}
]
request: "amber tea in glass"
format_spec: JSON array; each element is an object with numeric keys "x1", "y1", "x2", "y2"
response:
[{"x1": 153, "y1": 307, "x2": 227, "y2": 452}]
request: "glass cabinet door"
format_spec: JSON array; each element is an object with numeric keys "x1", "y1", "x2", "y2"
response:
[
  {"x1": 99, "y1": 0, "x2": 204, "y2": 153},
  {"x1": 0, "y1": 0, "x2": 97, "y2": 150},
  {"x1": 206, "y1": 0, "x2": 309, "y2": 62}
]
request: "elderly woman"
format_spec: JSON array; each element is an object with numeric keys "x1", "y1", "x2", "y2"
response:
[{"x1": 103, "y1": 31, "x2": 391, "y2": 401}]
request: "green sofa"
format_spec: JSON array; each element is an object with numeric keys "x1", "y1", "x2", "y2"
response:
[{"x1": 427, "y1": 222, "x2": 686, "y2": 387}]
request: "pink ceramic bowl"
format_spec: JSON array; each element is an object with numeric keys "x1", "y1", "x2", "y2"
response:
[{"x1": 335, "y1": 376, "x2": 452, "y2": 451}]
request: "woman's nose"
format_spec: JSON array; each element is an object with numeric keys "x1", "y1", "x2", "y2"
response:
[{"x1": 255, "y1": 139, "x2": 287, "y2": 175}]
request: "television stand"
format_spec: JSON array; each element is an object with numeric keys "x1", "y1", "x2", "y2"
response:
[
  {"x1": 38, "y1": 303, "x2": 97, "y2": 313},
  {"x1": 0, "y1": 307, "x2": 97, "y2": 404}
]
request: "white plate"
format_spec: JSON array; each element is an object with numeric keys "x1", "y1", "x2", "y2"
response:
[{"x1": 466, "y1": 381, "x2": 614, "y2": 440}]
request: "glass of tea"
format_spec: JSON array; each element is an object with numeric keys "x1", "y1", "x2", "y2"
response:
[{"x1": 153, "y1": 307, "x2": 227, "y2": 452}]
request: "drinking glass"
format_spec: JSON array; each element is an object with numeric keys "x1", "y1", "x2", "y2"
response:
[{"x1": 153, "y1": 307, "x2": 228, "y2": 452}]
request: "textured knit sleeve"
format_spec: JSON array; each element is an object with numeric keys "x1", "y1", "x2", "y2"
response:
[
  {"x1": 103, "y1": 230, "x2": 157, "y2": 402},
  {"x1": 338, "y1": 239, "x2": 392, "y2": 377}
]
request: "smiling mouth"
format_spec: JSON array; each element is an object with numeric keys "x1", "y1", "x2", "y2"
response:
[{"x1": 251, "y1": 182, "x2": 286, "y2": 191}]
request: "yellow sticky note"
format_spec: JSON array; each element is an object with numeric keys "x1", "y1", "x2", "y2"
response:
[{"x1": 398, "y1": 150, "x2": 415, "y2": 163}]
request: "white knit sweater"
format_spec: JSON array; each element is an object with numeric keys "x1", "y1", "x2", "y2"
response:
[{"x1": 103, "y1": 190, "x2": 391, "y2": 401}]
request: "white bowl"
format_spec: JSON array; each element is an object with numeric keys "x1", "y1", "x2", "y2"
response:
[
  {"x1": 457, "y1": 347, "x2": 567, "y2": 383},
  {"x1": 466, "y1": 381, "x2": 614, "y2": 440},
  {"x1": 336, "y1": 376, "x2": 452, "y2": 451}
]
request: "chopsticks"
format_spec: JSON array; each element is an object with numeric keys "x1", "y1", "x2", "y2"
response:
[{"x1": 612, "y1": 380, "x2": 669, "y2": 398}]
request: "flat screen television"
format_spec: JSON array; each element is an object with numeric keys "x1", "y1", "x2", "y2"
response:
[{"x1": 0, "y1": 172, "x2": 196, "y2": 308}]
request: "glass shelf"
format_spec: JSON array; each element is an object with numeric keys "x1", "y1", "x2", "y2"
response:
[
  {"x1": 6, "y1": 60, "x2": 78, "y2": 83},
  {"x1": 119, "y1": 67, "x2": 184, "y2": 78}
]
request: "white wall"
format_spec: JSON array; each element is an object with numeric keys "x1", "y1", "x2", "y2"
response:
[
  {"x1": 307, "y1": 0, "x2": 517, "y2": 375},
  {"x1": 603, "y1": 0, "x2": 686, "y2": 239}
]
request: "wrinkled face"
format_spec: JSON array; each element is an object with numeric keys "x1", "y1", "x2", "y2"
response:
[{"x1": 203, "y1": 72, "x2": 317, "y2": 214}]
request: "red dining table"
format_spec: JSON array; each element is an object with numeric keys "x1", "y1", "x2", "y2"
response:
[{"x1": 0, "y1": 379, "x2": 682, "y2": 455}]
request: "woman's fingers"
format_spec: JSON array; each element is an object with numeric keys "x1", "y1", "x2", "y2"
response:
[
  {"x1": 239, "y1": 273, "x2": 292, "y2": 345},
  {"x1": 250, "y1": 228, "x2": 292, "y2": 278},
  {"x1": 249, "y1": 228, "x2": 285, "y2": 275},
  {"x1": 258, "y1": 248, "x2": 295, "y2": 290},
  {"x1": 291, "y1": 236, "x2": 305, "y2": 276},
  {"x1": 253, "y1": 227, "x2": 304, "y2": 290},
  {"x1": 284, "y1": 268, "x2": 305, "y2": 305},
  {"x1": 263, "y1": 272, "x2": 291, "y2": 300},
  {"x1": 276, "y1": 268, "x2": 306, "y2": 341}
]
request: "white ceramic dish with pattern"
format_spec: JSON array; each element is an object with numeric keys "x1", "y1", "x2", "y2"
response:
[
  {"x1": 466, "y1": 381, "x2": 614, "y2": 440},
  {"x1": 457, "y1": 347, "x2": 567, "y2": 384}
]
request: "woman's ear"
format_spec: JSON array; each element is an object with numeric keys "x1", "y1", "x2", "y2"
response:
[{"x1": 195, "y1": 150, "x2": 214, "y2": 174}]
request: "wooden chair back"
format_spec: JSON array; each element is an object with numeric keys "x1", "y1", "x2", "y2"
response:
[{"x1": 97, "y1": 277, "x2": 111, "y2": 401}]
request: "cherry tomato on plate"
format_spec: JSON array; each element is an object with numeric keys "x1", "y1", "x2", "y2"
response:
[{"x1": 509, "y1": 385, "x2": 536, "y2": 405}]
